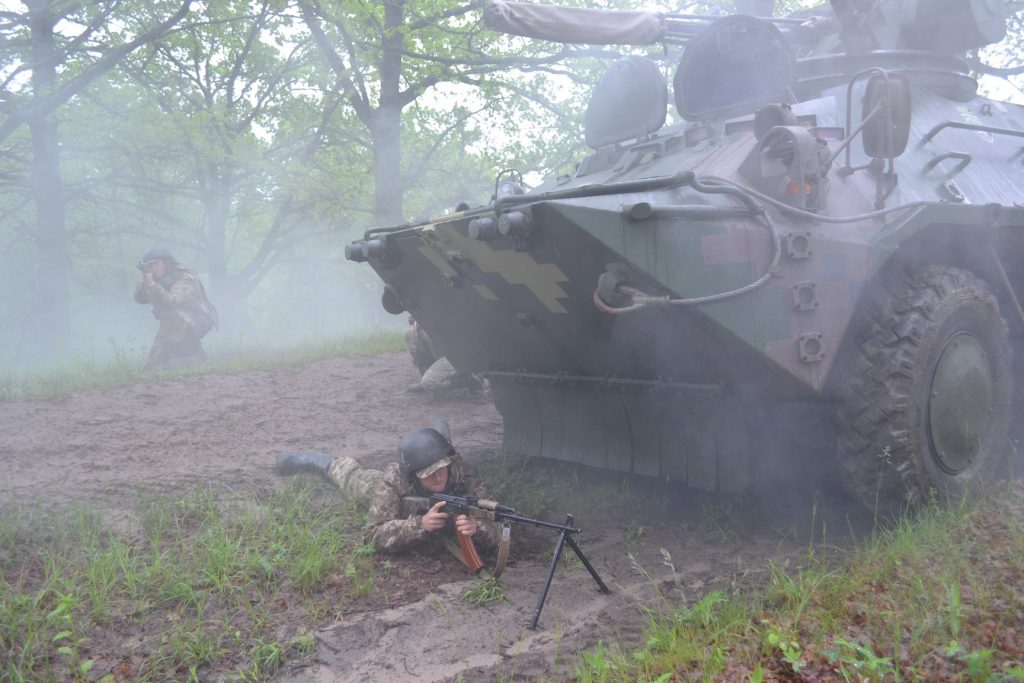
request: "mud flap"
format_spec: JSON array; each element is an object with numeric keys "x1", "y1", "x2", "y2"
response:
[{"x1": 490, "y1": 374, "x2": 752, "y2": 493}]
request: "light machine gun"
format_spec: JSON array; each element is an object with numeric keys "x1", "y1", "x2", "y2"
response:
[{"x1": 428, "y1": 492, "x2": 610, "y2": 630}]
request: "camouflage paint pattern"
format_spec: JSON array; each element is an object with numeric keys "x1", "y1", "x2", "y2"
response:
[{"x1": 346, "y1": 3, "x2": 1024, "y2": 491}]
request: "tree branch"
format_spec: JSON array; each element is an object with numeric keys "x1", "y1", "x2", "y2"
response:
[
  {"x1": 405, "y1": 1, "x2": 484, "y2": 31},
  {"x1": 224, "y1": 0, "x2": 270, "y2": 107},
  {"x1": 0, "y1": 0, "x2": 193, "y2": 145},
  {"x1": 966, "y1": 57, "x2": 1024, "y2": 77},
  {"x1": 297, "y1": 0, "x2": 372, "y2": 123},
  {"x1": 405, "y1": 103, "x2": 489, "y2": 183}
]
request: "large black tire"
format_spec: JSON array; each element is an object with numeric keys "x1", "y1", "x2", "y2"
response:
[{"x1": 836, "y1": 266, "x2": 1013, "y2": 516}]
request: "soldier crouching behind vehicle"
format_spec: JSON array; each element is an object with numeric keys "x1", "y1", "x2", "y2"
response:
[
  {"x1": 133, "y1": 246, "x2": 218, "y2": 371},
  {"x1": 404, "y1": 316, "x2": 484, "y2": 397},
  {"x1": 276, "y1": 425, "x2": 499, "y2": 556}
]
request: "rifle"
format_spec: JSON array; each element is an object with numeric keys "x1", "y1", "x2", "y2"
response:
[
  {"x1": 405, "y1": 495, "x2": 485, "y2": 576},
  {"x1": 429, "y1": 492, "x2": 610, "y2": 630}
]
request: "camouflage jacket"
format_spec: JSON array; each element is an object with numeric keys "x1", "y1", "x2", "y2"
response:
[
  {"x1": 366, "y1": 456, "x2": 501, "y2": 554},
  {"x1": 134, "y1": 266, "x2": 218, "y2": 329}
]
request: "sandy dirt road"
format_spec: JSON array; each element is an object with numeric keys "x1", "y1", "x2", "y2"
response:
[
  {"x1": 0, "y1": 352, "x2": 501, "y2": 516},
  {"x1": 0, "y1": 350, "x2": 811, "y2": 681}
]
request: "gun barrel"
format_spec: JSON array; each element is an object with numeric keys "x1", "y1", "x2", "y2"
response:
[
  {"x1": 430, "y1": 493, "x2": 580, "y2": 533},
  {"x1": 500, "y1": 512, "x2": 580, "y2": 534}
]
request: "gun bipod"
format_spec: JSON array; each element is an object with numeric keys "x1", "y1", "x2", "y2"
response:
[{"x1": 529, "y1": 514, "x2": 610, "y2": 630}]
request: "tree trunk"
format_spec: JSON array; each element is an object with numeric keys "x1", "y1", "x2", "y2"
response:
[
  {"x1": 371, "y1": 107, "x2": 404, "y2": 226},
  {"x1": 27, "y1": 0, "x2": 71, "y2": 361},
  {"x1": 204, "y1": 170, "x2": 231, "y2": 291},
  {"x1": 201, "y1": 167, "x2": 235, "y2": 323},
  {"x1": 372, "y1": 0, "x2": 405, "y2": 226}
]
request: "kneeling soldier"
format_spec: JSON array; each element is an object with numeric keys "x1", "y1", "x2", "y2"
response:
[{"x1": 133, "y1": 246, "x2": 217, "y2": 370}]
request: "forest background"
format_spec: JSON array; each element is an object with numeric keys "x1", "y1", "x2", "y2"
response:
[{"x1": 1, "y1": 0, "x2": 1022, "y2": 373}]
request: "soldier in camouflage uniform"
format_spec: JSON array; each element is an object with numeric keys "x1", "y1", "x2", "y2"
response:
[
  {"x1": 404, "y1": 316, "x2": 484, "y2": 396},
  {"x1": 134, "y1": 247, "x2": 218, "y2": 371},
  {"x1": 277, "y1": 427, "x2": 499, "y2": 555},
  {"x1": 404, "y1": 315, "x2": 437, "y2": 376}
]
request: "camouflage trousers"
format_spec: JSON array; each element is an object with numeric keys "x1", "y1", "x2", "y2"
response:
[
  {"x1": 404, "y1": 324, "x2": 435, "y2": 375},
  {"x1": 327, "y1": 457, "x2": 385, "y2": 504},
  {"x1": 145, "y1": 309, "x2": 209, "y2": 370},
  {"x1": 420, "y1": 357, "x2": 461, "y2": 391}
]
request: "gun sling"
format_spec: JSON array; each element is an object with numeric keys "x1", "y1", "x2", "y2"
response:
[{"x1": 441, "y1": 522, "x2": 511, "y2": 579}]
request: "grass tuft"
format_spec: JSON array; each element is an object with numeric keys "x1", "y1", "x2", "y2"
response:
[{"x1": 462, "y1": 576, "x2": 507, "y2": 607}]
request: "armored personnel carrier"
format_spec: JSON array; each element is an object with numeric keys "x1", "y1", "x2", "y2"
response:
[{"x1": 347, "y1": 0, "x2": 1024, "y2": 513}]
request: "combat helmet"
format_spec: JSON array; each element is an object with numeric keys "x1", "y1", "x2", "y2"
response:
[
  {"x1": 398, "y1": 427, "x2": 455, "y2": 480},
  {"x1": 140, "y1": 246, "x2": 177, "y2": 265}
]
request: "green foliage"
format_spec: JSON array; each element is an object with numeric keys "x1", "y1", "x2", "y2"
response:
[
  {"x1": 0, "y1": 481, "x2": 368, "y2": 681},
  {"x1": 944, "y1": 580, "x2": 963, "y2": 639},
  {"x1": 245, "y1": 639, "x2": 286, "y2": 680},
  {"x1": 827, "y1": 638, "x2": 896, "y2": 680},
  {"x1": 577, "y1": 485, "x2": 1024, "y2": 681},
  {"x1": 576, "y1": 641, "x2": 620, "y2": 683},
  {"x1": 765, "y1": 629, "x2": 803, "y2": 672}
]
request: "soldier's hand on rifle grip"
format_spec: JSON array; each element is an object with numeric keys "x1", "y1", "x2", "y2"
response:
[
  {"x1": 420, "y1": 500, "x2": 449, "y2": 532},
  {"x1": 454, "y1": 514, "x2": 477, "y2": 537}
]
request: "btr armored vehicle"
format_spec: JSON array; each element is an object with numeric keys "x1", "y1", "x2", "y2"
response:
[{"x1": 347, "y1": 0, "x2": 1024, "y2": 513}]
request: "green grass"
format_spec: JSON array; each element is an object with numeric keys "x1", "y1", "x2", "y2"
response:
[
  {"x1": 463, "y1": 576, "x2": 507, "y2": 607},
  {"x1": 575, "y1": 484, "x2": 1024, "y2": 682},
  {"x1": 0, "y1": 329, "x2": 404, "y2": 400},
  {"x1": 0, "y1": 482, "x2": 368, "y2": 681}
]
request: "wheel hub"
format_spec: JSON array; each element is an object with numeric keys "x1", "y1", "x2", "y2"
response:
[{"x1": 928, "y1": 332, "x2": 994, "y2": 474}]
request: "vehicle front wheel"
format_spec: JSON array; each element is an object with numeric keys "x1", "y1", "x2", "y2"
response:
[{"x1": 836, "y1": 266, "x2": 1013, "y2": 516}]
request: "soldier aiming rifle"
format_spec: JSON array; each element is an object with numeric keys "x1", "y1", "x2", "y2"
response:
[
  {"x1": 277, "y1": 421, "x2": 609, "y2": 629},
  {"x1": 276, "y1": 422, "x2": 501, "y2": 560},
  {"x1": 133, "y1": 246, "x2": 218, "y2": 371}
]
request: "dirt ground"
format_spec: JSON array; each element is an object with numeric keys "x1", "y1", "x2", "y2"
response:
[{"x1": 0, "y1": 351, "x2": 818, "y2": 681}]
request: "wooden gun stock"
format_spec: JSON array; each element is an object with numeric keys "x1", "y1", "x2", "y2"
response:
[{"x1": 455, "y1": 529, "x2": 484, "y2": 575}]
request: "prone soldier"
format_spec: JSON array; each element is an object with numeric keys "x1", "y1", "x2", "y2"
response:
[{"x1": 277, "y1": 425, "x2": 500, "y2": 557}]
